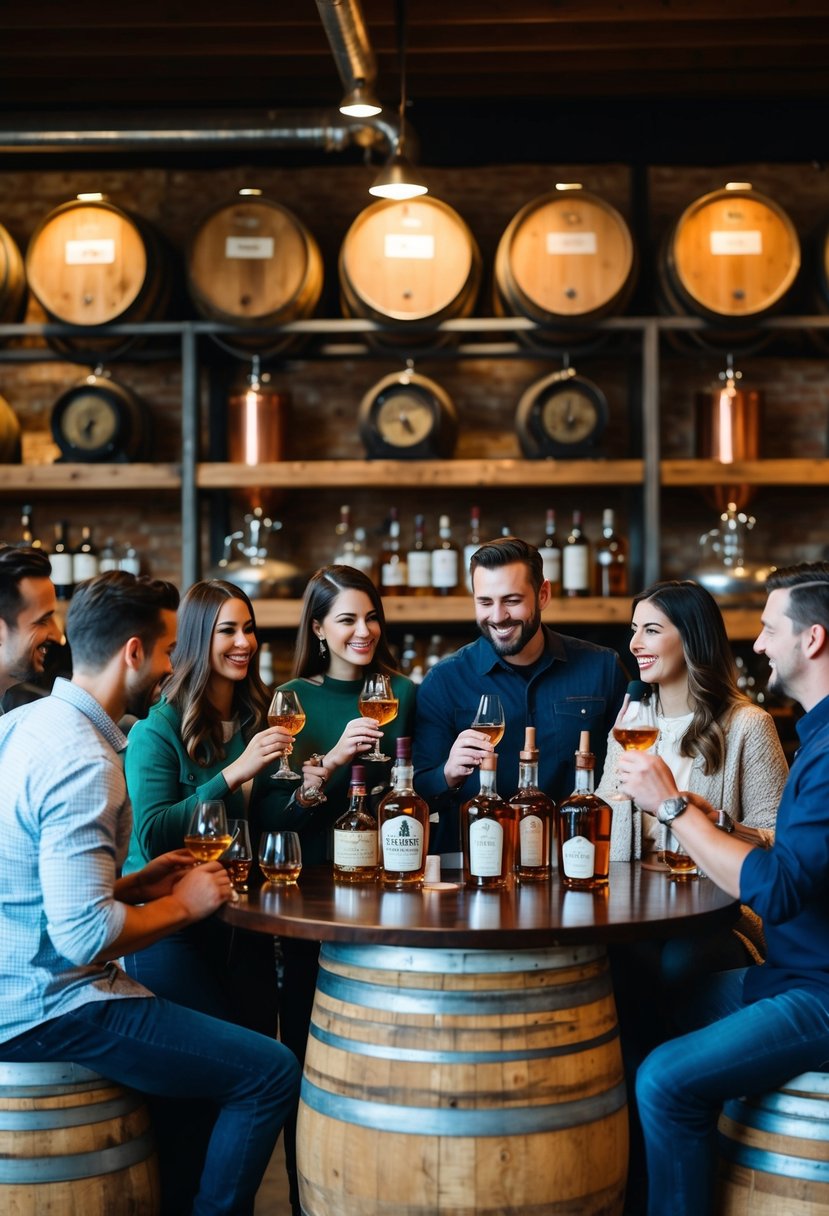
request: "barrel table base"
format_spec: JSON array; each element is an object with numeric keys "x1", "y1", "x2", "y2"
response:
[
  {"x1": 0, "y1": 1061, "x2": 160, "y2": 1215},
  {"x1": 297, "y1": 943, "x2": 628, "y2": 1216},
  {"x1": 717, "y1": 1072, "x2": 829, "y2": 1215}
]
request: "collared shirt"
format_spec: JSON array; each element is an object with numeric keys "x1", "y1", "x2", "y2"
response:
[
  {"x1": 0, "y1": 678, "x2": 149, "y2": 1044},
  {"x1": 413, "y1": 627, "x2": 628, "y2": 854},
  {"x1": 741, "y1": 691, "x2": 829, "y2": 1006}
]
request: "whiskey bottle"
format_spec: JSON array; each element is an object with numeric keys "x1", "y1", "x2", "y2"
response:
[
  {"x1": 562, "y1": 510, "x2": 591, "y2": 597},
  {"x1": 379, "y1": 507, "x2": 408, "y2": 595},
  {"x1": 332, "y1": 504, "x2": 355, "y2": 566},
  {"x1": 461, "y1": 754, "x2": 515, "y2": 890},
  {"x1": 539, "y1": 508, "x2": 562, "y2": 596},
  {"x1": 557, "y1": 730, "x2": 612, "y2": 890},
  {"x1": 72, "y1": 525, "x2": 99, "y2": 584},
  {"x1": 17, "y1": 504, "x2": 42, "y2": 550},
  {"x1": 406, "y1": 514, "x2": 432, "y2": 597},
  {"x1": 378, "y1": 737, "x2": 430, "y2": 888},
  {"x1": 351, "y1": 526, "x2": 376, "y2": 580},
  {"x1": 594, "y1": 508, "x2": 629, "y2": 597},
  {"x1": 431, "y1": 514, "x2": 459, "y2": 596},
  {"x1": 51, "y1": 521, "x2": 74, "y2": 603},
  {"x1": 333, "y1": 765, "x2": 380, "y2": 884},
  {"x1": 462, "y1": 505, "x2": 482, "y2": 591},
  {"x1": 509, "y1": 726, "x2": 556, "y2": 881}
]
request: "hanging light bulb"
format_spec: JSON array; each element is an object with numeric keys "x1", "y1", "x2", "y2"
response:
[
  {"x1": 339, "y1": 77, "x2": 382, "y2": 119},
  {"x1": 369, "y1": 0, "x2": 427, "y2": 200}
]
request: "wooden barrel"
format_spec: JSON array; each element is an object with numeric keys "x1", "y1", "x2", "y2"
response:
[
  {"x1": 339, "y1": 196, "x2": 482, "y2": 347},
  {"x1": 0, "y1": 391, "x2": 22, "y2": 462},
  {"x1": 0, "y1": 1061, "x2": 160, "y2": 1215},
  {"x1": 50, "y1": 372, "x2": 152, "y2": 462},
  {"x1": 297, "y1": 942, "x2": 628, "y2": 1215},
  {"x1": 186, "y1": 190, "x2": 324, "y2": 357},
  {"x1": 717, "y1": 1072, "x2": 829, "y2": 1215},
  {"x1": 25, "y1": 195, "x2": 172, "y2": 358},
  {"x1": 494, "y1": 187, "x2": 636, "y2": 347},
  {"x1": 0, "y1": 220, "x2": 26, "y2": 323}
]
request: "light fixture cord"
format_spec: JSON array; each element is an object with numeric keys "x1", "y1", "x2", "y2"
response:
[{"x1": 395, "y1": 0, "x2": 408, "y2": 154}]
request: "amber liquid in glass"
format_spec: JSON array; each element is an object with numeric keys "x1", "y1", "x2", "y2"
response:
[
  {"x1": 260, "y1": 862, "x2": 302, "y2": 885},
  {"x1": 184, "y1": 835, "x2": 233, "y2": 863},
  {"x1": 358, "y1": 698, "x2": 399, "y2": 727},
  {"x1": 268, "y1": 711, "x2": 306, "y2": 736},
  {"x1": 222, "y1": 858, "x2": 252, "y2": 890},
  {"x1": 612, "y1": 726, "x2": 660, "y2": 751},
  {"x1": 472, "y1": 722, "x2": 506, "y2": 746}
]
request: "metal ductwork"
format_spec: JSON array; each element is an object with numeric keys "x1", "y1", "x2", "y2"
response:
[{"x1": 315, "y1": 0, "x2": 378, "y2": 92}]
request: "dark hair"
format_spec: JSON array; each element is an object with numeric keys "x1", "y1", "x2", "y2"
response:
[
  {"x1": 293, "y1": 565, "x2": 397, "y2": 678},
  {"x1": 66, "y1": 570, "x2": 179, "y2": 671},
  {"x1": 766, "y1": 562, "x2": 829, "y2": 634},
  {"x1": 0, "y1": 545, "x2": 53, "y2": 629},
  {"x1": 163, "y1": 579, "x2": 272, "y2": 767},
  {"x1": 469, "y1": 536, "x2": 544, "y2": 594},
  {"x1": 632, "y1": 579, "x2": 747, "y2": 775}
]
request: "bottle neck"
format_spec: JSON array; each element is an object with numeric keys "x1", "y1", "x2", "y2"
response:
[
  {"x1": 478, "y1": 767, "x2": 499, "y2": 797},
  {"x1": 573, "y1": 763, "x2": 595, "y2": 794},
  {"x1": 517, "y1": 759, "x2": 539, "y2": 789},
  {"x1": 349, "y1": 783, "x2": 367, "y2": 806},
  {"x1": 392, "y1": 761, "x2": 415, "y2": 792}
]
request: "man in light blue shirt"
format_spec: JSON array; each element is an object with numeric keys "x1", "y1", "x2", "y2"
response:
[
  {"x1": 0, "y1": 571, "x2": 300, "y2": 1216},
  {"x1": 0, "y1": 544, "x2": 62, "y2": 712}
]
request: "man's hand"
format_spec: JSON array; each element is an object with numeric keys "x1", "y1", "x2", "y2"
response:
[
  {"x1": 616, "y1": 750, "x2": 680, "y2": 814},
  {"x1": 133, "y1": 849, "x2": 196, "y2": 901},
  {"x1": 170, "y1": 861, "x2": 233, "y2": 918},
  {"x1": 444, "y1": 729, "x2": 494, "y2": 788}
]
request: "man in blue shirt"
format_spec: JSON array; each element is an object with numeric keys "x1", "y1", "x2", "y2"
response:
[
  {"x1": 618, "y1": 561, "x2": 829, "y2": 1216},
  {"x1": 414, "y1": 537, "x2": 628, "y2": 860},
  {"x1": 0, "y1": 571, "x2": 300, "y2": 1216}
]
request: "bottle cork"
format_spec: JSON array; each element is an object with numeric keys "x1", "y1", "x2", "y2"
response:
[
  {"x1": 575, "y1": 730, "x2": 594, "y2": 771},
  {"x1": 520, "y1": 726, "x2": 538, "y2": 762},
  {"x1": 481, "y1": 754, "x2": 498, "y2": 772}
]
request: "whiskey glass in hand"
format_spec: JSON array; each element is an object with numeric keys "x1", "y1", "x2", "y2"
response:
[
  {"x1": 259, "y1": 830, "x2": 303, "y2": 886},
  {"x1": 185, "y1": 800, "x2": 231, "y2": 864},
  {"x1": 267, "y1": 689, "x2": 306, "y2": 781},
  {"x1": 471, "y1": 693, "x2": 505, "y2": 747},
  {"x1": 358, "y1": 673, "x2": 399, "y2": 762},
  {"x1": 612, "y1": 682, "x2": 659, "y2": 752},
  {"x1": 221, "y1": 819, "x2": 253, "y2": 893}
]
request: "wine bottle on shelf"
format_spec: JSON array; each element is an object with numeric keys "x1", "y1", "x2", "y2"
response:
[
  {"x1": 72, "y1": 525, "x2": 99, "y2": 584},
  {"x1": 17, "y1": 504, "x2": 42, "y2": 550},
  {"x1": 462, "y1": 754, "x2": 515, "y2": 889},
  {"x1": 379, "y1": 508, "x2": 408, "y2": 596},
  {"x1": 562, "y1": 509, "x2": 591, "y2": 598},
  {"x1": 333, "y1": 765, "x2": 380, "y2": 884},
  {"x1": 378, "y1": 737, "x2": 430, "y2": 888},
  {"x1": 406, "y1": 514, "x2": 432, "y2": 597},
  {"x1": 462, "y1": 505, "x2": 482, "y2": 591},
  {"x1": 425, "y1": 634, "x2": 444, "y2": 671},
  {"x1": 510, "y1": 726, "x2": 556, "y2": 881},
  {"x1": 399, "y1": 633, "x2": 418, "y2": 677},
  {"x1": 51, "y1": 521, "x2": 74, "y2": 603},
  {"x1": 557, "y1": 730, "x2": 612, "y2": 890},
  {"x1": 431, "y1": 514, "x2": 459, "y2": 596},
  {"x1": 119, "y1": 544, "x2": 141, "y2": 575},
  {"x1": 594, "y1": 508, "x2": 629, "y2": 598},
  {"x1": 539, "y1": 508, "x2": 562, "y2": 596},
  {"x1": 350, "y1": 526, "x2": 376, "y2": 579},
  {"x1": 332, "y1": 504, "x2": 355, "y2": 566},
  {"x1": 98, "y1": 537, "x2": 120, "y2": 572}
]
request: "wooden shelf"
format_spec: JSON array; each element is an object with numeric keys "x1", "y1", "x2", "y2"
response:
[
  {"x1": 662, "y1": 459, "x2": 829, "y2": 486},
  {"x1": 253, "y1": 595, "x2": 637, "y2": 629},
  {"x1": 0, "y1": 463, "x2": 181, "y2": 493}
]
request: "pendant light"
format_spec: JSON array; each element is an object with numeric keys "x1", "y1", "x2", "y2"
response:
[
  {"x1": 369, "y1": 0, "x2": 427, "y2": 200},
  {"x1": 339, "y1": 77, "x2": 382, "y2": 119}
]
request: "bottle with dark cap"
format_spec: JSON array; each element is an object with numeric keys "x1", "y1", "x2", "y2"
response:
[
  {"x1": 461, "y1": 754, "x2": 516, "y2": 889},
  {"x1": 612, "y1": 679, "x2": 659, "y2": 752},
  {"x1": 378, "y1": 737, "x2": 430, "y2": 888},
  {"x1": 333, "y1": 764, "x2": 380, "y2": 883},
  {"x1": 557, "y1": 731, "x2": 612, "y2": 890},
  {"x1": 509, "y1": 726, "x2": 556, "y2": 881}
]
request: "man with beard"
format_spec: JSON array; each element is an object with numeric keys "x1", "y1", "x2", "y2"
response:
[
  {"x1": 414, "y1": 536, "x2": 628, "y2": 860},
  {"x1": 0, "y1": 545, "x2": 62, "y2": 712},
  {"x1": 616, "y1": 562, "x2": 829, "y2": 1216},
  {"x1": 0, "y1": 571, "x2": 300, "y2": 1216}
]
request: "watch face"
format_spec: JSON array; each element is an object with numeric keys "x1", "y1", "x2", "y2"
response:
[
  {"x1": 375, "y1": 388, "x2": 435, "y2": 448},
  {"x1": 58, "y1": 391, "x2": 120, "y2": 452},
  {"x1": 540, "y1": 387, "x2": 600, "y2": 445}
]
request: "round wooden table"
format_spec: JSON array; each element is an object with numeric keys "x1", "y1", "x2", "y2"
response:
[{"x1": 223, "y1": 865, "x2": 737, "y2": 1216}]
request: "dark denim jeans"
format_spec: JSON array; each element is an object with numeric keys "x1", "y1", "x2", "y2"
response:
[
  {"x1": 0, "y1": 995, "x2": 300, "y2": 1216},
  {"x1": 636, "y1": 968, "x2": 829, "y2": 1216}
]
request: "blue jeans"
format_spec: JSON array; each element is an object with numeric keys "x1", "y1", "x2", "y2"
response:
[
  {"x1": 0, "y1": 995, "x2": 300, "y2": 1216},
  {"x1": 636, "y1": 969, "x2": 829, "y2": 1216}
]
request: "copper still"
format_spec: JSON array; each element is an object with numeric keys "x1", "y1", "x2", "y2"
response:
[
  {"x1": 226, "y1": 357, "x2": 287, "y2": 515},
  {"x1": 695, "y1": 359, "x2": 761, "y2": 511}
]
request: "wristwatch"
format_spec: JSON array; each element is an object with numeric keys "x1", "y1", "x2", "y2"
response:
[
  {"x1": 713, "y1": 809, "x2": 735, "y2": 833},
  {"x1": 657, "y1": 796, "x2": 689, "y2": 825}
]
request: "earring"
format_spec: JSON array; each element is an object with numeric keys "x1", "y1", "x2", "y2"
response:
[{"x1": 319, "y1": 637, "x2": 327, "y2": 658}]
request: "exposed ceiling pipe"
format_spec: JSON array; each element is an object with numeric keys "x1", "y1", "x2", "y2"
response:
[{"x1": 315, "y1": 0, "x2": 378, "y2": 93}]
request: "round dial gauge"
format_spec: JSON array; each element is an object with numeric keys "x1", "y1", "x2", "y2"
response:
[
  {"x1": 375, "y1": 391, "x2": 436, "y2": 448},
  {"x1": 359, "y1": 371, "x2": 457, "y2": 459},
  {"x1": 57, "y1": 391, "x2": 120, "y2": 451},
  {"x1": 50, "y1": 374, "x2": 150, "y2": 462},
  {"x1": 515, "y1": 370, "x2": 608, "y2": 458},
  {"x1": 540, "y1": 387, "x2": 601, "y2": 445}
]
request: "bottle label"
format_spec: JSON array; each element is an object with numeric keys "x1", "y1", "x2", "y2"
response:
[
  {"x1": 519, "y1": 815, "x2": 544, "y2": 866},
  {"x1": 381, "y1": 816, "x2": 424, "y2": 872},
  {"x1": 50, "y1": 553, "x2": 74, "y2": 584},
  {"x1": 562, "y1": 546, "x2": 589, "y2": 592},
  {"x1": 381, "y1": 560, "x2": 407, "y2": 588},
  {"x1": 463, "y1": 542, "x2": 480, "y2": 590},
  {"x1": 541, "y1": 549, "x2": 561, "y2": 584},
  {"x1": 431, "y1": 550, "x2": 458, "y2": 589},
  {"x1": 407, "y1": 551, "x2": 432, "y2": 588},
  {"x1": 468, "y1": 818, "x2": 504, "y2": 877},
  {"x1": 561, "y1": 835, "x2": 595, "y2": 879},
  {"x1": 334, "y1": 830, "x2": 378, "y2": 867},
  {"x1": 72, "y1": 554, "x2": 99, "y2": 581}
]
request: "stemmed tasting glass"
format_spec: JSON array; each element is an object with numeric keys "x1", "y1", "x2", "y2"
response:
[
  {"x1": 612, "y1": 682, "x2": 659, "y2": 751},
  {"x1": 471, "y1": 693, "x2": 505, "y2": 747},
  {"x1": 259, "y1": 830, "x2": 303, "y2": 886},
  {"x1": 267, "y1": 689, "x2": 306, "y2": 782},
  {"x1": 185, "y1": 800, "x2": 232, "y2": 864},
  {"x1": 221, "y1": 819, "x2": 253, "y2": 893},
  {"x1": 358, "y1": 673, "x2": 399, "y2": 762}
]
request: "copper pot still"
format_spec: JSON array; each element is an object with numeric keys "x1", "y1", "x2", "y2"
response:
[
  {"x1": 226, "y1": 357, "x2": 287, "y2": 515},
  {"x1": 695, "y1": 361, "x2": 761, "y2": 512}
]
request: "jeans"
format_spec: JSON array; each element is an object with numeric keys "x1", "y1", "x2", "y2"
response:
[
  {"x1": 0, "y1": 995, "x2": 301, "y2": 1216},
  {"x1": 636, "y1": 969, "x2": 829, "y2": 1216}
]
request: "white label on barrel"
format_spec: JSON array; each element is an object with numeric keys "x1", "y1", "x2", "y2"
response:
[
  {"x1": 562, "y1": 835, "x2": 595, "y2": 879},
  {"x1": 710, "y1": 231, "x2": 762, "y2": 255},
  {"x1": 546, "y1": 232, "x2": 598, "y2": 254},
  {"x1": 225, "y1": 236, "x2": 275, "y2": 259},
  {"x1": 65, "y1": 239, "x2": 115, "y2": 265},
  {"x1": 468, "y1": 818, "x2": 504, "y2": 876},
  {"x1": 382, "y1": 816, "x2": 424, "y2": 872},
  {"x1": 519, "y1": 815, "x2": 545, "y2": 866},
  {"x1": 384, "y1": 234, "x2": 435, "y2": 260}
]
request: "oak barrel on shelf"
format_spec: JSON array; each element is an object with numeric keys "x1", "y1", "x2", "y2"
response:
[
  {"x1": 339, "y1": 196, "x2": 482, "y2": 347},
  {"x1": 0, "y1": 1060, "x2": 160, "y2": 1215},
  {"x1": 0, "y1": 220, "x2": 26, "y2": 323},
  {"x1": 186, "y1": 190, "x2": 323, "y2": 357},
  {"x1": 297, "y1": 941, "x2": 628, "y2": 1216}
]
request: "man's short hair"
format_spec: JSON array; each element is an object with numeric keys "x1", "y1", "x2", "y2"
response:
[
  {"x1": 0, "y1": 545, "x2": 53, "y2": 629},
  {"x1": 66, "y1": 571, "x2": 180, "y2": 670},
  {"x1": 469, "y1": 536, "x2": 544, "y2": 594},
  {"x1": 766, "y1": 562, "x2": 829, "y2": 635}
]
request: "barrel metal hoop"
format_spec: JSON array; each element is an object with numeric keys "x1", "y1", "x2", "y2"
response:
[
  {"x1": 738, "y1": 1092, "x2": 829, "y2": 1125},
  {"x1": 0, "y1": 1127, "x2": 155, "y2": 1184},
  {"x1": 0, "y1": 1091, "x2": 143, "y2": 1131},
  {"x1": 316, "y1": 967, "x2": 611, "y2": 1015},
  {"x1": 717, "y1": 1134, "x2": 829, "y2": 1184},
  {"x1": 320, "y1": 942, "x2": 604, "y2": 974},
  {"x1": 300, "y1": 1077, "x2": 627, "y2": 1137},
  {"x1": 0, "y1": 1062, "x2": 103, "y2": 1087}
]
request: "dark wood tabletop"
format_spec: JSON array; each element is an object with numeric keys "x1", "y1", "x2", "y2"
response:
[{"x1": 221, "y1": 863, "x2": 739, "y2": 949}]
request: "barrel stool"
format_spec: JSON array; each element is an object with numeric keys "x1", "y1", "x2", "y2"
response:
[
  {"x1": 717, "y1": 1071, "x2": 829, "y2": 1214},
  {"x1": 0, "y1": 1061, "x2": 160, "y2": 1215}
]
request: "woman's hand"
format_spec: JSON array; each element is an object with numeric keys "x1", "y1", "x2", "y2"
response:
[
  {"x1": 444, "y1": 728, "x2": 494, "y2": 788},
  {"x1": 321, "y1": 717, "x2": 383, "y2": 771},
  {"x1": 616, "y1": 750, "x2": 679, "y2": 814},
  {"x1": 223, "y1": 725, "x2": 293, "y2": 790}
]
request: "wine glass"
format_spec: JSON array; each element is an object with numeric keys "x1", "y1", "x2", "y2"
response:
[
  {"x1": 259, "y1": 830, "x2": 303, "y2": 886},
  {"x1": 358, "y1": 674, "x2": 399, "y2": 762},
  {"x1": 267, "y1": 689, "x2": 306, "y2": 782},
  {"x1": 221, "y1": 819, "x2": 253, "y2": 893},
  {"x1": 471, "y1": 693, "x2": 505, "y2": 746},
  {"x1": 185, "y1": 800, "x2": 231, "y2": 864},
  {"x1": 612, "y1": 684, "x2": 659, "y2": 751}
]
